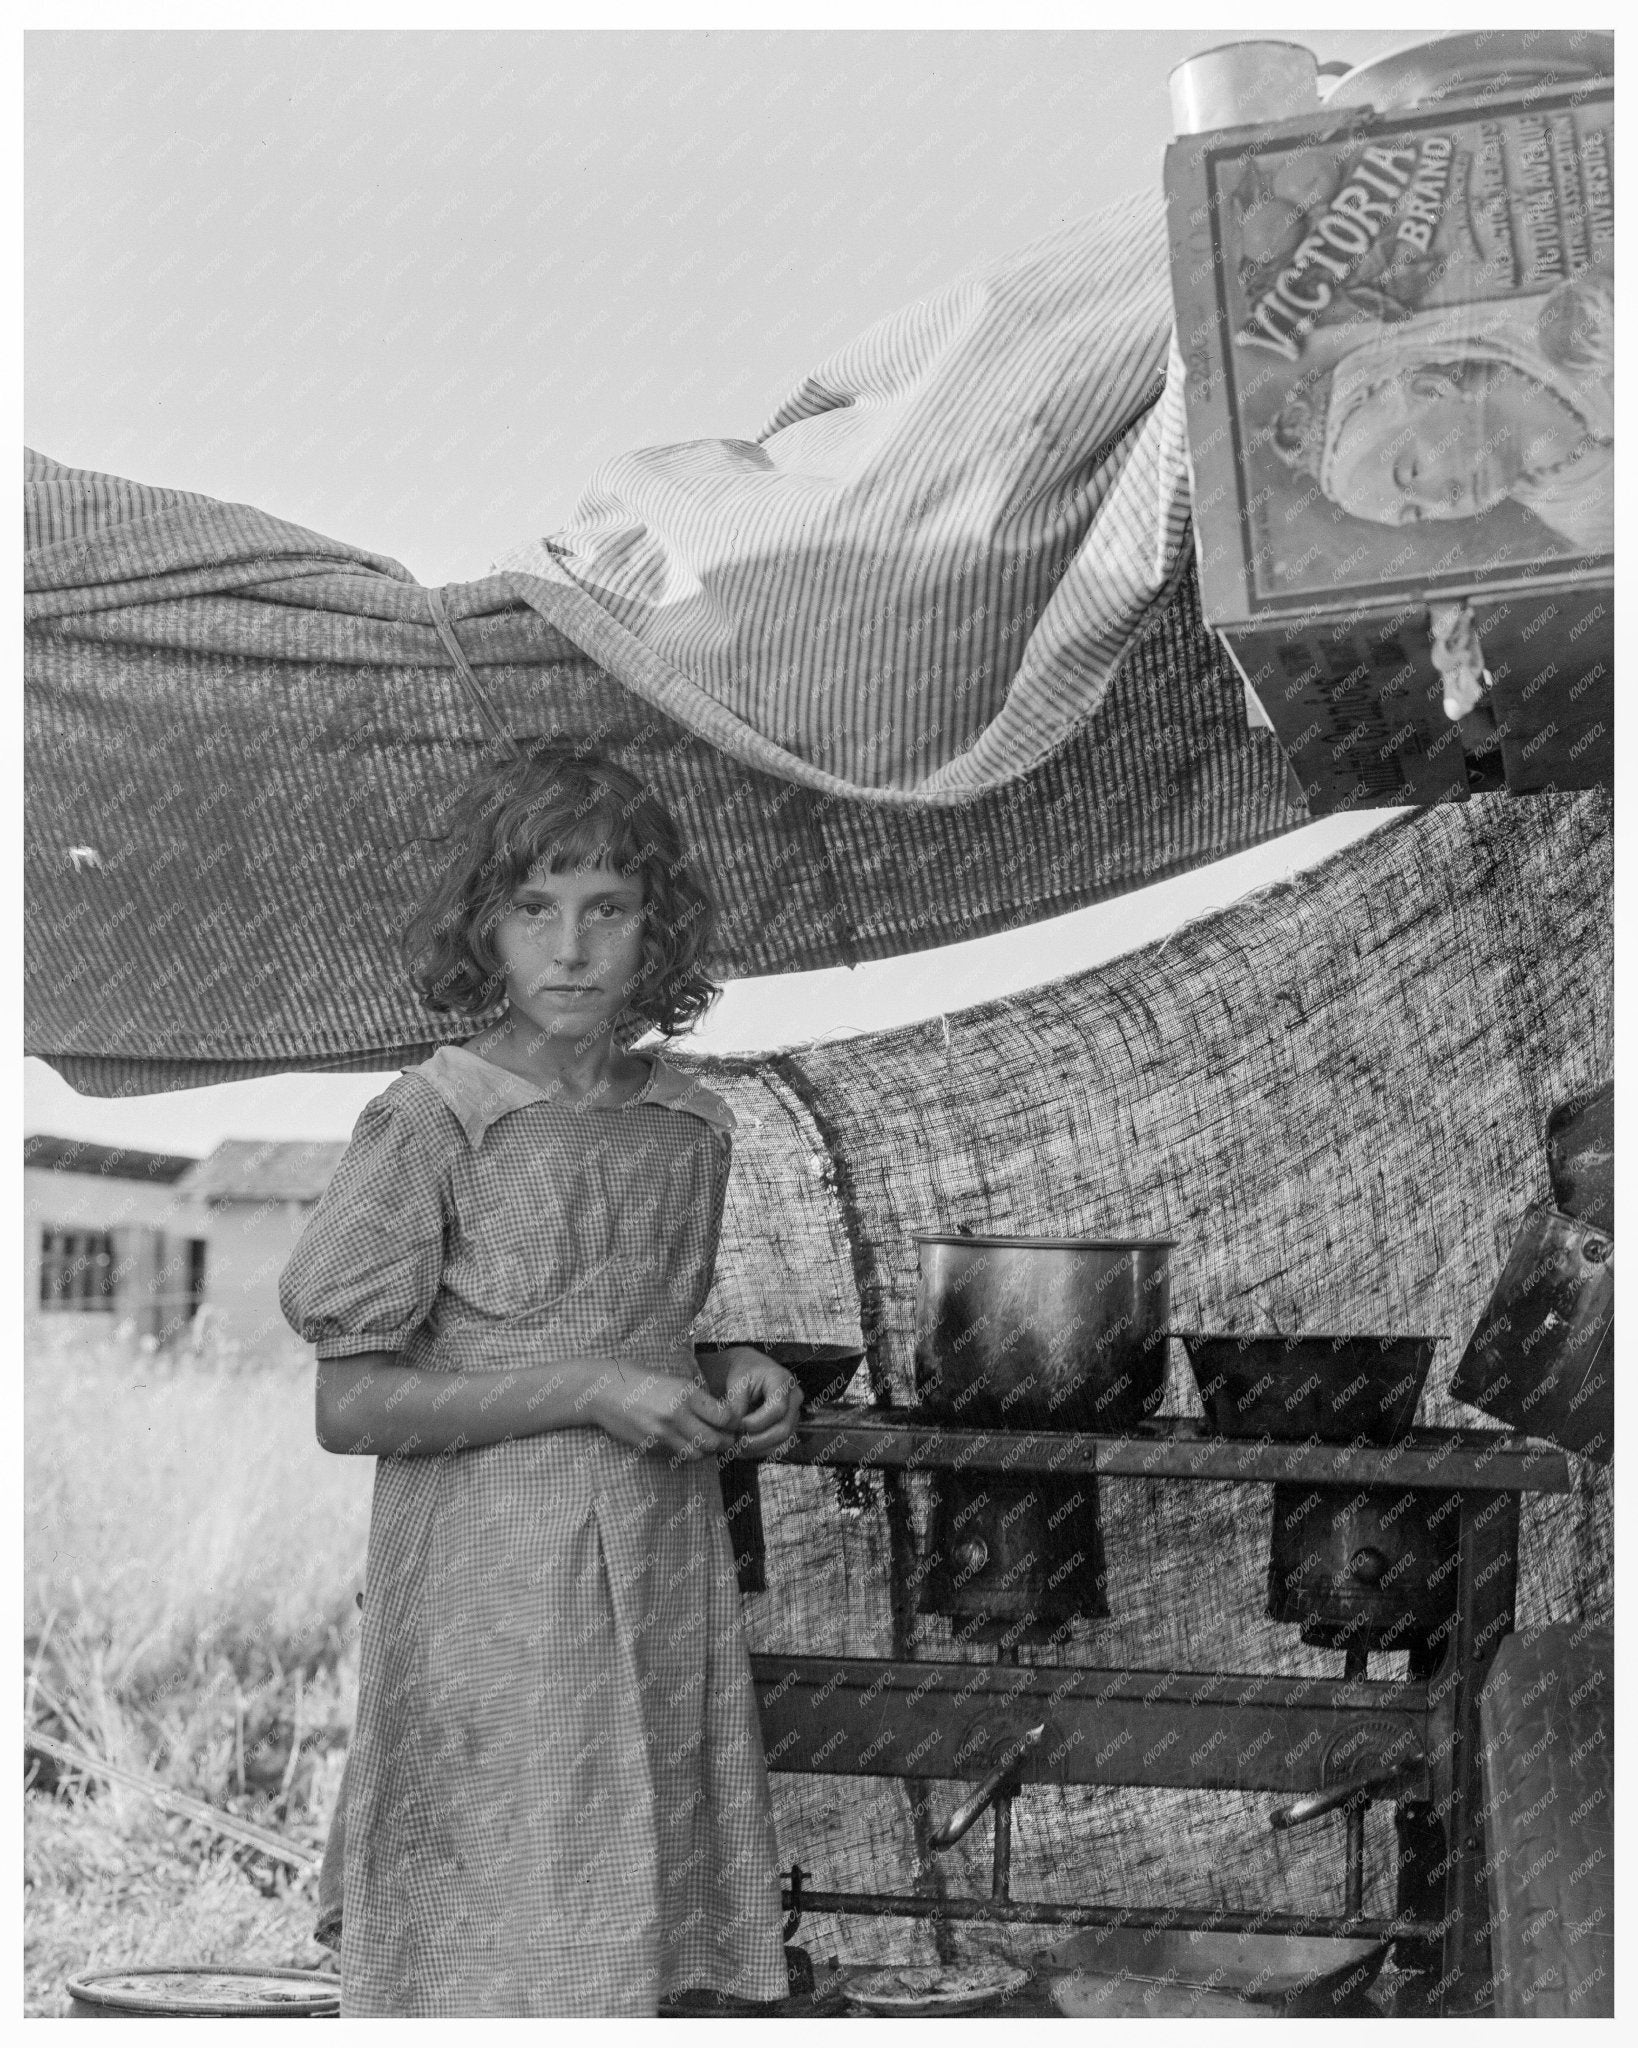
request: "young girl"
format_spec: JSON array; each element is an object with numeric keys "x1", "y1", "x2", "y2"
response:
[{"x1": 280, "y1": 744, "x2": 801, "y2": 2017}]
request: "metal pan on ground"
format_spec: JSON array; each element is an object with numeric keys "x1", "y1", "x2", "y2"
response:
[
  {"x1": 65, "y1": 1967, "x2": 340, "y2": 2018},
  {"x1": 1051, "y1": 1971, "x2": 1256, "y2": 2018},
  {"x1": 1175, "y1": 1333, "x2": 1438, "y2": 1444},
  {"x1": 1038, "y1": 1927, "x2": 1389, "y2": 2017}
]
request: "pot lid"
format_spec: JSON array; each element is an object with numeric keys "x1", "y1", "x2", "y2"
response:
[{"x1": 1325, "y1": 30, "x2": 1612, "y2": 112}]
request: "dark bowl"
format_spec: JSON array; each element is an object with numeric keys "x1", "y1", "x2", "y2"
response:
[
  {"x1": 697, "y1": 1340, "x2": 866, "y2": 1407},
  {"x1": 1174, "y1": 1333, "x2": 1440, "y2": 1445}
]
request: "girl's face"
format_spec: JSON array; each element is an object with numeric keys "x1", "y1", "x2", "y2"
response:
[{"x1": 491, "y1": 859, "x2": 648, "y2": 1044}]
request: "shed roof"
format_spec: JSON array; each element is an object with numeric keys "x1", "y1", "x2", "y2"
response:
[
  {"x1": 178, "y1": 1138, "x2": 347, "y2": 1204},
  {"x1": 25, "y1": 1133, "x2": 198, "y2": 1183}
]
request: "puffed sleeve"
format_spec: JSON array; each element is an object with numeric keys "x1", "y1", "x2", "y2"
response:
[{"x1": 279, "y1": 1080, "x2": 452, "y2": 1359}]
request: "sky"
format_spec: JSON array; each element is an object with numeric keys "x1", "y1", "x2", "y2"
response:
[{"x1": 24, "y1": 25, "x2": 1415, "y2": 1153}]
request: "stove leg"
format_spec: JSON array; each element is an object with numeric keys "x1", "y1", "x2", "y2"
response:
[
  {"x1": 1344, "y1": 1803, "x2": 1365, "y2": 1921},
  {"x1": 1393, "y1": 1636, "x2": 1445, "y2": 1975},
  {"x1": 1391, "y1": 1802, "x2": 1446, "y2": 1974},
  {"x1": 991, "y1": 1792, "x2": 1013, "y2": 1902},
  {"x1": 1435, "y1": 1490, "x2": 1520, "y2": 2015},
  {"x1": 883, "y1": 1464, "x2": 956, "y2": 1962},
  {"x1": 1336, "y1": 1642, "x2": 1368, "y2": 1922}
]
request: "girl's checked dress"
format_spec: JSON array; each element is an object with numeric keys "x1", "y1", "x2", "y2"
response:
[{"x1": 280, "y1": 1043, "x2": 787, "y2": 2016}]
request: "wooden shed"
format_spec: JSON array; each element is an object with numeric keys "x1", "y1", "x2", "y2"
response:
[
  {"x1": 174, "y1": 1141, "x2": 348, "y2": 1353},
  {"x1": 24, "y1": 1134, "x2": 203, "y2": 1343}
]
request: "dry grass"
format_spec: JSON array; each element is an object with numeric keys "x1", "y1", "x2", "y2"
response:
[
  {"x1": 24, "y1": 1315, "x2": 370, "y2": 2015},
  {"x1": 24, "y1": 1791, "x2": 336, "y2": 2017},
  {"x1": 26, "y1": 1313, "x2": 370, "y2": 1685}
]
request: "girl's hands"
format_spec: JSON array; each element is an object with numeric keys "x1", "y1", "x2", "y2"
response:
[
  {"x1": 591, "y1": 1365, "x2": 740, "y2": 1462},
  {"x1": 703, "y1": 1347, "x2": 804, "y2": 1457}
]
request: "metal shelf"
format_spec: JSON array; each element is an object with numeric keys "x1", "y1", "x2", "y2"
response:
[{"x1": 772, "y1": 1409, "x2": 1570, "y2": 1494}]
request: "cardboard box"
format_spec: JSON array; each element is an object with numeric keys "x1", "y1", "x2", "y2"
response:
[{"x1": 1166, "y1": 83, "x2": 1613, "y2": 812}]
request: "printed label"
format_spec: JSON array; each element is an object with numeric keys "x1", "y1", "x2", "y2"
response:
[{"x1": 1199, "y1": 92, "x2": 1613, "y2": 609}]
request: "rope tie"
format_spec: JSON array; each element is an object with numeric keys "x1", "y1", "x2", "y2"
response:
[
  {"x1": 1427, "y1": 599, "x2": 1491, "y2": 723},
  {"x1": 426, "y1": 585, "x2": 524, "y2": 760}
]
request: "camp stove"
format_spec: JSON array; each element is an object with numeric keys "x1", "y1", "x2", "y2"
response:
[{"x1": 750, "y1": 1408, "x2": 1567, "y2": 2017}]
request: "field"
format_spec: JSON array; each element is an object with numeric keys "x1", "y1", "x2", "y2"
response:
[{"x1": 23, "y1": 1314, "x2": 372, "y2": 2016}]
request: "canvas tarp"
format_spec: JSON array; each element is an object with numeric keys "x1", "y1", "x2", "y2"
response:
[
  {"x1": 24, "y1": 191, "x2": 1315, "y2": 1094},
  {"x1": 683, "y1": 788, "x2": 1613, "y2": 1958}
]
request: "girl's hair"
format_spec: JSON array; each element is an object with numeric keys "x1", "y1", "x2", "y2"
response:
[{"x1": 403, "y1": 743, "x2": 722, "y2": 1040}]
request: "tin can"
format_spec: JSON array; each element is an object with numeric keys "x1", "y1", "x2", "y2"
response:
[{"x1": 1169, "y1": 41, "x2": 1319, "y2": 137}]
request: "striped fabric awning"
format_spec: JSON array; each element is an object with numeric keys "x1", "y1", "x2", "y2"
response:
[
  {"x1": 497, "y1": 194, "x2": 1197, "y2": 801},
  {"x1": 26, "y1": 191, "x2": 1312, "y2": 1094}
]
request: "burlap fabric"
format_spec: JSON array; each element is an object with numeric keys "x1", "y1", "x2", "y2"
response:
[{"x1": 684, "y1": 790, "x2": 1612, "y2": 1962}]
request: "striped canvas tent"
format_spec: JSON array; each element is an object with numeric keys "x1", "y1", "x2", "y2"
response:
[{"x1": 25, "y1": 191, "x2": 1313, "y2": 1096}]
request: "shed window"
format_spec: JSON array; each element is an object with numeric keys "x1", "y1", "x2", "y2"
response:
[{"x1": 38, "y1": 1229, "x2": 116, "y2": 1310}]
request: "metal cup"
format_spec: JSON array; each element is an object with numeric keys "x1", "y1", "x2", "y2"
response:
[{"x1": 1169, "y1": 40, "x2": 1320, "y2": 136}]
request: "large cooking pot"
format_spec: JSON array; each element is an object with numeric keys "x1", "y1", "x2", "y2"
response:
[{"x1": 913, "y1": 1231, "x2": 1173, "y2": 1434}]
